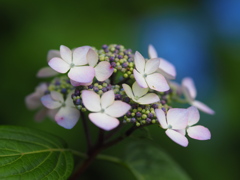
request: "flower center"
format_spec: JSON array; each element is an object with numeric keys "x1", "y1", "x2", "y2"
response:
[
  {"x1": 70, "y1": 63, "x2": 75, "y2": 68},
  {"x1": 168, "y1": 125, "x2": 172, "y2": 129},
  {"x1": 100, "y1": 109, "x2": 105, "y2": 113},
  {"x1": 135, "y1": 96, "x2": 139, "y2": 100},
  {"x1": 143, "y1": 74, "x2": 147, "y2": 78}
]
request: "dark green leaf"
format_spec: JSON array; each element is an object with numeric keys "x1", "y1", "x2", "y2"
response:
[
  {"x1": 0, "y1": 126, "x2": 73, "y2": 180},
  {"x1": 124, "y1": 140, "x2": 191, "y2": 180}
]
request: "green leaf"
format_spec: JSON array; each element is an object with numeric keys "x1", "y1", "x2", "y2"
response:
[
  {"x1": 124, "y1": 140, "x2": 191, "y2": 180},
  {"x1": 0, "y1": 126, "x2": 73, "y2": 180}
]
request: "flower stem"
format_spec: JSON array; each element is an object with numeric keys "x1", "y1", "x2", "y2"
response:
[{"x1": 81, "y1": 112, "x2": 92, "y2": 152}]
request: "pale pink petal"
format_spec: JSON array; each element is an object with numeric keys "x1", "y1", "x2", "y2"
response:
[
  {"x1": 133, "y1": 69, "x2": 148, "y2": 88},
  {"x1": 145, "y1": 58, "x2": 160, "y2": 74},
  {"x1": 155, "y1": 109, "x2": 167, "y2": 129},
  {"x1": 158, "y1": 58, "x2": 176, "y2": 79},
  {"x1": 148, "y1": 44, "x2": 158, "y2": 59},
  {"x1": 47, "y1": 50, "x2": 60, "y2": 61},
  {"x1": 169, "y1": 81, "x2": 183, "y2": 95},
  {"x1": 87, "y1": 48, "x2": 98, "y2": 67},
  {"x1": 37, "y1": 67, "x2": 58, "y2": 78},
  {"x1": 35, "y1": 83, "x2": 48, "y2": 93},
  {"x1": 122, "y1": 84, "x2": 134, "y2": 99},
  {"x1": 73, "y1": 46, "x2": 90, "y2": 65},
  {"x1": 68, "y1": 66, "x2": 95, "y2": 83},
  {"x1": 192, "y1": 100, "x2": 215, "y2": 115},
  {"x1": 70, "y1": 79, "x2": 92, "y2": 87},
  {"x1": 60, "y1": 45, "x2": 72, "y2": 64},
  {"x1": 65, "y1": 93, "x2": 75, "y2": 107},
  {"x1": 81, "y1": 90, "x2": 101, "y2": 112},
  {"x1": 34, "y1": 108, "x2": 48, "y2": 122},
  {"x1": 95, "y1": 61, "x2": 114, "y2": 81},
  {"x1": 25, "y1": 92, "x2": 42, "y2": 110},
  {"x1": 50, "y1": 91, "x2": 64, "y2": 102},
  {"x1": 132, "y1": 81, "x2": 148, "y2": 97},
  {"x1": 182, "y1": 77, "x2": 197, "y2": 99},
  {"x1": 167, "y1": 108, "x2": 188, "y2": 129},
  {"x1": 48, "y1": 57, "x2": 70, "y2": 73},
  {"x1": 137, "y1": 93, "x2": 160, "y2": 104},
  {"x1": 105, "y1": 101, "x2": 131, "y2": 118},
  {"x1": 55, "y1": 107, "x2": 80, "y2": 129},
  {"x1": 176, "y1": 129, "x2": 186, "y2": 136},
  {"x1": 134, "y1": 51, "x2": 145, "y2": 74},
  {"x1": 187, "y1": 106, "x2": 200, "y2": 126},
  {"x1": 41, "y1": 94, "x2": 61, "y2": 109},
  {"x1": 146, "y1": 73, "x2": 169, "y2": 92},
  {"x1": 101, "y1": 90, "x2": 115, "y2": 109},
  {"x1": 89, "y1": 113, "x2": 119, "y2": 131},
  {"x1": 166, "y1": 129, "x2": 188, "y2": 147},
  {"x1": 187, "y1": 125, "x2": 211, "y2": 140}
]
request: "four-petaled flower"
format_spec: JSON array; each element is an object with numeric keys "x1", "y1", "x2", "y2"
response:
[
  {"x1": 155, "y1": 108, "x2": 189, "y2": 147},
  {"x1": 41, "y1": 91, "x2": 80, "y2": 129},
  {"x1": 182, "y1": 77, "x2": 215, "y2": 115},
  {"x1": 122, "y1": 81, "x2": 160, "y2": 104},
  {"x1": 81, "y1": 90, "x2": 131, "y2": 131},
  {"x1": 133, "y1": 51, "x2": 170, "y2": 92}
]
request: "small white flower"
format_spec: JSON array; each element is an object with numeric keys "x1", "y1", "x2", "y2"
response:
[
  {"x1": 41, "y1": 91, "x2": 80, "y2": 129},
  {"x1": 148, "y1": 44, "x2": 176, "y2": 79},
  {"x1": 122, "y1": 81, "x2": 160, "y2": 104},
  {"x1": 81, "y1": 90, "x2": 131, "y2": 131},
  {"x1": 155, "y1": 108, "x2": 189, "y2": 147},
  {"x1": 133, "y1": 51, "x2": 170, "y2": 92},
  {"x1": 182, "y1": 77, "x2": 215, "y2": 115}
]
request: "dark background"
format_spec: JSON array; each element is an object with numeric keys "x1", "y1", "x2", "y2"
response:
[{"x1": 1, "y1": 0, "x2": 240, "y2": 179}]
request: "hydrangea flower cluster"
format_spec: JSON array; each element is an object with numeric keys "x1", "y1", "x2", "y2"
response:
[{"x1": 26, "y1": 44, "x2": 214, "y2": 147}]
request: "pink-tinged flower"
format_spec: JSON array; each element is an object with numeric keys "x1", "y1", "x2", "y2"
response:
[
  {"x1": 41, "y1": 91, "x2": 80, "y2": 129},
  {"x1": 155, "y1": 108, "x2": 189, "y2": 147},
  {"x1": 148, "y1": 44, "x2": 176, "y2": 79},
  {"x1": 182, "y1": 77, "x2": 215, "y2": 115},
  {"x1": 186, "y1": 106, "x2": 211, "y2": 140},
  {"x1": 81, "y1": 90, "x2": 131, "y2": 131},
  {"x1": 122, "y1": 81, "x2": 160, "y2": 104},
  {"x1": 25, "y1": 83, "x2": 57, "y2": 121},
  {"x1": 48, "y1": 45, "x2": 95, "y2": 84},
  {"x1": 133, "y1": 51, "x2": 170, "y2": 92},
  {"x1": 37, "y1": 50, "x2": 60, "y2": 78}
]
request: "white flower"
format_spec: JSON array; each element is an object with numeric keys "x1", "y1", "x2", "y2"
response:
[
  {"x1": 122, "y1": 81, "x2": 160, "y2": 104},
  {"x1": 148, "y1": 44, "x2": 176, "y2": 79},
  {"x1": 81, "y1": 90, "x2": 131, "y2": 131},
  {"x1": 182, "y1": 77, "x2": 215, "y2": 115},
  {"x1": 41, "y1": 91, "x2": 80, "y2": 129},
  {"x1": 133, "y1": 51, "x2": 170, "y2": 92},
  {"x1": 155, "y1": 108, "x2": 189, "y2": 147}
]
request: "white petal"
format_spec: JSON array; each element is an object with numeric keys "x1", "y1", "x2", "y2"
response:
[
  {"x1": 158, "y1": 58, "x2": 176, "y2": 79},
  {"x1": 182, "y1": 77, "x2": 197, "y2": 99},
  {"x1": 70, "y1": 79, "x2": 92, "y2": 87},
  {"x1": 145, "y1": 58, "x2": 160, "y2": 74},
  {"x1": 101, "y1": 90, "x2": 115, "y2": 109},
  {"x1": 132, "y1": 81, "x2": 148, "y2": 97},
  {"x1": 37, "y1": 67, "x2": 58, "y2": 78},
  {"x1": 34, "y1": 108, "x2": 48, "y2": 122},
  {"x1": 134, "y1": 51, "x2": 145, "y2": 74},
  {"x1": 169, "y1": 81, "x2": 183, "y2": 94},
  {"x1": 137, "y1": 93, "x2": 160, "y2": 104},
  {"x1": 50, "y1": 91, "x2": 64, "y2": 102},
  {"x1": 148, "y1": 44, "x2": 158, "y2": 59},
  {"x1": 176, "y1": 129, "x2": 186, "y2": 136},
  {"x1": 65, "y1": 93, "x2": 75, "y2": 107},
  {"x1": 146, "y1": 73, "x2": 169, "y2": 92},
  {"x1": 47, "y1": 50, "x2": 60, "y2": 62},
  {"x1": 95, "y1": 61, "x2": 114, "y2": 81},
  {"x1": 60, "y1": 45, "x2": 72, "y2": 64},
  {"x1": 35, "y1": 83, "x2": 48, "y2": 93},
  {"x1": 192, "y1": 100, "x2": 215, "y2": 115},
  {"x1": 155, "y1": 109, "x2": 167, "y2": 129},
  {"x1": 87, "y1": 48, "x2": 98, "y2": 67},
  {"x1": 55, "y1": 107, "x2": 80, "y2": 129},
  {"x1": 41, "y1": 94, "x2": 61, "y2": 109},
  {"x1": 133, "y1": 69, "x2": 148, "y2": 88},
  {"x1": 81, "y1": 90, "x2": 101, "y2": 112},
  {"x1": 48, "y1": 57, "x2": 70, "y2": 73},
  {"x1": 73, "y1": 46, "x2": 90, "y2": 65},
  {"x1": 89, "y1": 113, "x2": 119, "y2": 131},
  {"x1": 105, "y1": 101, "x2": 131, "y2": 118},
  {"x1": 187, "y1": 106, "x2": 200, "y2": 126},
  {"x1": 187, "y1": 125, "x2": 211, "y2": 140},
  {"x1": 167, "y1": 108, "x2": 188, "y2": 129},
  {"x1": 122, "y1": 84, "x2": 134, "y2": 99},
  {"x1": 166, "y1": 129, "x2": 188, "y2": 147},
  {"x1": 25, "y1": 92, "x2": 42, "y2": 110},
  {"x1": 68, "y1": 66, "x2": 95, "y2": 83}
]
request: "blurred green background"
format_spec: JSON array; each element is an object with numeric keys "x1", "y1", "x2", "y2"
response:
[{"x1": 1, "y1": 0, "x2": 240, "y2": 179}]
